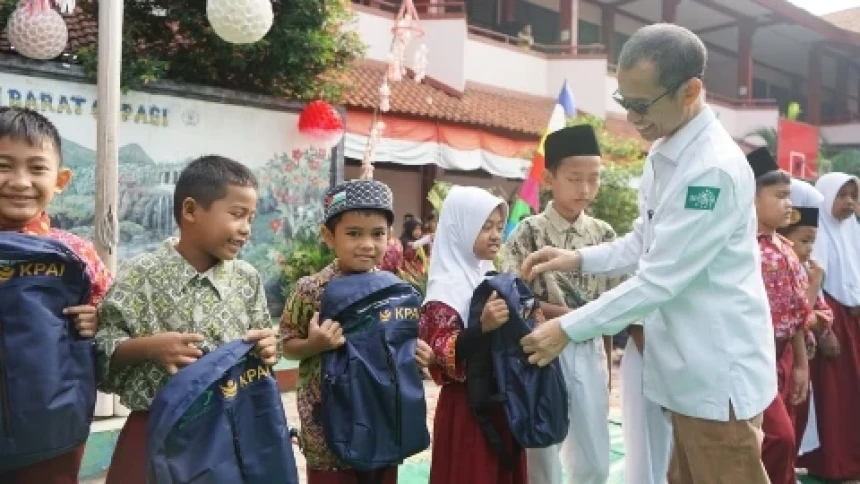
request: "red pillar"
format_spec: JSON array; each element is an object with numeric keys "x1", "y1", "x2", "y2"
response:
[
  {"x1": 834, "y1": 58, "x2": 848, "y2": 117},
  {"x1": 662, "y1": 0, "x2": 679, "y2": 23},
  {"x1": 601, "y1": 7, "x2": 616, "y2": 61},
  {"x1": 807, "y1": 45, "x2": 822, "y2": 125},
  {"x1": 560, "y1": 0, "x2": 572, "y2": 44},
  {"x1": 499, "y1": 0, "x2": 515, "y2": 24},
  {"x1": 737, "y1": 18, "x2": 756, "y2": 100}
]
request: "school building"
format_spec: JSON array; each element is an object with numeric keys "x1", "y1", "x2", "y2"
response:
[{"x1": 342, "y1": 0, "x2": 860, "y2": 222}]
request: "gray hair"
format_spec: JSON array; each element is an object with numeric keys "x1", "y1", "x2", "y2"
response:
[{"x1": 618, "y1": 23, "x2": 707, "y2": 91}]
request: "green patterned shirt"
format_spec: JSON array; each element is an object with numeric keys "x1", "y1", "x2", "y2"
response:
[{"x1": 95, "y1": 238, "x2": 270, "y2": 411}]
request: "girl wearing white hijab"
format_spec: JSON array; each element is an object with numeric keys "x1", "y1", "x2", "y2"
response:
[
  {"x1": 418, "y1": 186, "x2": 527, "y2": 484},
  {"x1": 797, "y1": 172, "x2": 860, "y2": 482}
]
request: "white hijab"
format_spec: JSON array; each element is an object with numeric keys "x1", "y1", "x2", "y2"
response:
[
  {"x1": 790, "y1": 178, "x2": 824, "y2": 207},
  {"x1": 813, "y1": 172, "x2": 860, "y2": 307},
  {"x1": 423, "y1": 186, "x2": 507, "y2": 325}
]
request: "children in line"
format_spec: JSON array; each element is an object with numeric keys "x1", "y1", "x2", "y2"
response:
[
  {"x1": 501, "y1": 124, "x2": 619, "y2": 484},
  {"x1": 95, "y1": 155, "x2": 278, "y2": 484},
  {"x1": 419, "y1": 186, "x2": 527, "y2": 484},
  {"x1": 280, "y1": 179, "x2": 434, "y2": 484},
  {"x1": 798, "y1": 172, "x2": 860, "y2": 482},
  {"x1": 0, "y1": 107, "x2": 112, "y2": 484}
]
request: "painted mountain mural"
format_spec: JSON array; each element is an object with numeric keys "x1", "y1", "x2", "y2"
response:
[{"x1": 51, "y1": 139, "x2": 332, "y2": 315}]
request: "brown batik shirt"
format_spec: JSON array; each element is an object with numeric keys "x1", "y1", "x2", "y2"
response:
[{"x1": 501, "y1": 202, "x2": 621, "y2": 326}]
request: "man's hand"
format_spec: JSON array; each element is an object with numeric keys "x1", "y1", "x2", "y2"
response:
[
  {"x1": 64, "y1": 305, "x2": 98, "y2": 338},
  {"x1": 244, "y1": 328, "x2": 278, "y2": 366},
  {"x1": 415, "y1": 339, "x2": 435, "y2": 368},
  {"x1": 791, "y1": 365, "x2": 809, "y2": 405},
  {"x1": 521, "y1": 247, "x2": 581, "y2": 281},
  {"x1": 149, "y1": 332, "x2": 206, "y2": 375},
  {"x1": 480, "y1": 291, "x2": 509, "y2": 333},
  {"x1": 520, "y1": 318, "x2": 570, "y2": 367},
  {"x1": 307, "y1": 312, "x2": 346, "y2": 353}
]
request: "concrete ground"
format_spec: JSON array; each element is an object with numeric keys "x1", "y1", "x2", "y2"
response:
[{"x1": 83, "y1": 355, "x2": 624, "y2": 484}]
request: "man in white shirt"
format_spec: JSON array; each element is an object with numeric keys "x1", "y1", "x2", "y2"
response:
[{"x1": 520, "y1": 24, "x2": 776, "y2": 483}]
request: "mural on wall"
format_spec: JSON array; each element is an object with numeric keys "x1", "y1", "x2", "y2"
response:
[{"x1": 0, "y1": 71, "x2": 330, "y2": 314}]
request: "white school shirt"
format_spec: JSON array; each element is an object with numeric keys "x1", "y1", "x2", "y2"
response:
[{"x1": 559, "y1": 107, "x2": 777, "y2": 421}]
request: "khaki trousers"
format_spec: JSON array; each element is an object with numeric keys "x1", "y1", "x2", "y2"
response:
[{"x1": 668, "y1": 405, "x2": 770, "y2": 484}]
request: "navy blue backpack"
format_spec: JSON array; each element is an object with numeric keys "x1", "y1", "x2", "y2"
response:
[
  {"x1": 466, "y1": 272, "x2": 569, "y2": 461},
  {"x1": 146, "y1": 340, "x2": 299, "y2": 484},
  {"x1": 0, "y1": 233, "x2": 95, "y2": 471},
  {"x1": 319, "y1": 271, "x2": 430, "y2": 471}
]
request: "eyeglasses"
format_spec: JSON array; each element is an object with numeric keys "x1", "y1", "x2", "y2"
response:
[{"x1": 613, "y1": 76, "x2": 699, "y2": 116}]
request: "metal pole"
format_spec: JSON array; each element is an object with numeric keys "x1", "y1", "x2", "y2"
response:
[{"x1": 94, "y1": 0, "x2": 123, "y2": 272}]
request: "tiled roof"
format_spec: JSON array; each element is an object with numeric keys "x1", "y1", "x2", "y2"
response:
[
  {"x1": 341, "y1": 60, "x2": 558, "y2": 137},
  {"x1": 0, "y1": 9, "x2": 96, "y2": 56},
  {"x1": 824, "y1": 7, "x2": 860, "y2": 33}
]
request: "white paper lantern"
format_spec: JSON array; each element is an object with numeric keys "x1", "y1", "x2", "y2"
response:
[
  {"x1": 6, "y1": 6, "x2": 69, "y2": 61},
  {"x1": 207, "y1": 0, "x2": 274, "y2": 44}
]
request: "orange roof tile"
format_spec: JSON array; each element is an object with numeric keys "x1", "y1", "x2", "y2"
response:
[
  {"x1": 341, "y1": 60, "x2": 558, "y2": 137},
  {"x1": 824, "y1": 7, "x2": 860, "y2": 33}
]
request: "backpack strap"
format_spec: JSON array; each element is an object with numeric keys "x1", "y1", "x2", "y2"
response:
[
  {"x1": 465, "y1": 278, "x2": 513, "y2": 469},
  {"x1": 146, "y1": 340, "x2": 255, "y2": 459},
  {"x1": 319, "y1": 271, "x2": 405, "y2": 321}
]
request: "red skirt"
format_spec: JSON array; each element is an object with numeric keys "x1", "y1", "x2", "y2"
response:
[
  {"x1": 106, "y1": 411, "x2": 149, "y2": 484},
  {"x1": 0, "y1": 444, "x2": 86, "y2": 484},
  {"x1": 429, "y1": 382, "x2": 527, "y2": 484},
  {"x1": 797, "y1": 296, "x2": 860, "y2": 480},
  {"x1": 763, "y1": 342, "x2": 797, "y2": 484}
]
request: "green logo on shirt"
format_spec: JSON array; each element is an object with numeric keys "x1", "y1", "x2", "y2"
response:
[{"x1": 684, "y1": 186, "x2": 720, "y2": 211}]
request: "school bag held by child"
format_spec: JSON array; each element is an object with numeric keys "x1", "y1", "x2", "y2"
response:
[
  {"x1": 0, "y1": 233, "x2": 95, "y2": 472},
  {"x1": 466, "y1": 271, "x2": 569, "y2": 462},
  {"x1": 318, "y1": 270, "x2": 430, "y2": 471},
  {"x1": 146, "y1": 339, "x2": 299, "y2": 484}
]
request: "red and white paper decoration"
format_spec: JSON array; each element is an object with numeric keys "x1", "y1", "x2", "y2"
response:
[
  {"x1": 297, "y1": 100, "x2": 345, "y2": 150},
  {"x1": 6, "y1": 0, "x2": 70, "y2": 61}
]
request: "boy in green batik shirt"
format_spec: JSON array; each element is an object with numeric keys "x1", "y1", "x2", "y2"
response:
[{"x1": 94, "y1": 155, "x2": 278, "y2": 484}]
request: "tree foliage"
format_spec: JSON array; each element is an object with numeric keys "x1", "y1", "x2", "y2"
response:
[{"x1": 71, "y1": 0, "x2": 364, "y2": 100}]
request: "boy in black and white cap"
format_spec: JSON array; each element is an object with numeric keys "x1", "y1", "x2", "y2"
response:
[{"x1": 279, "y1": 179, "x2": 434, "y2": 483}]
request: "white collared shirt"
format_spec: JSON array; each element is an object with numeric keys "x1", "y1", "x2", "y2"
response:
[{"x1": 560, "y1": 107, "x2": 777, "y2": 421}]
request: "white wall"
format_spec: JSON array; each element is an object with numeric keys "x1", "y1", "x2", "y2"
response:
[
  {"x1": 710, "y1": 102, "x2": 779, "y2": 139},
  {"x1": 821, "y1": 122, "x2": 860, "y2": 146}
]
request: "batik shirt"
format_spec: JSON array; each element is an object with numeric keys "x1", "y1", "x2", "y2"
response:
[
  {"x1": 0, "y1": 212, "x2": 112, "y2": 308},
  {"x1": 758, "y1": 233, "x2": 814, "y2": 340},
  {"x1": 279, "y1": 261, "x2": 346, "y2": 471},
  {"x1": 501, "y1": 203, "x2": 620, "y2": 321},
  {"x1": 95, "y1": 238, "x2": 270, "y2": 411}
]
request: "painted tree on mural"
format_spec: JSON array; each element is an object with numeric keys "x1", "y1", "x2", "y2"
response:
[{"x1": 66, "y1": 0, "x2": 365, "y2": 100}]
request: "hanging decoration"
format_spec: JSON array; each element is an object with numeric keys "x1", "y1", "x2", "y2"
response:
[
  {"x1": 6, "y1": 0, "x2": 71, "y2": 61},
  {"x1": 359, "y1": 0, "x2": 428, "y2": 180},
  {"x1": 206, "y1": 0, "x2": 274, "y2": 44},
  {"x1": 298, "y1": 100, "x2": 346, "y2": 150}
]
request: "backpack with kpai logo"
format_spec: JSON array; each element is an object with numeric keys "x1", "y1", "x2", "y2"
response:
[
  {"x1": 146, "y1": 340, "x2": 299, "y2": 484},
  {"x1": 466, "y1": 272, "x2": 569, "y2": 464},
  {"x1": 318, "y1": 271, "x2": 430, "y2": 471},
  {"x1": 0, "y1": 233, "x2": 94, "y2": 471}
]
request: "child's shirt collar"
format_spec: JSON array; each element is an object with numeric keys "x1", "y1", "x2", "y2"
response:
[{"x1": 0, "y1": 212, "x2": 51, "y2": 236}]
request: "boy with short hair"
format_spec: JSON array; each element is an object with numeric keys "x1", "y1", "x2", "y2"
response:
[
  {"x1": 95, "y1": 155, "x2": 278, "y2": 484},
  {"x1": 501, "y1": 124, "x2": 618, "y2": 484},
  {"x1": 280, "y1": 179, "x2": 434, "y2": 484},
  {"x1": 748, "y1": 147, "x2": 813, "y2": 484},
  {"x1": 0, "y1": 106, "x2": 112, "y2": 484}
]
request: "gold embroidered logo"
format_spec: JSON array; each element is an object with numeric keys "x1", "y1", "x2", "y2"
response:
[
  {"x1": 379, "y1": 309, "x2": 391, "y2": 323},
  {"x1": 790, "y1": 209, "x2": 801, "y2": 225},
  {"x1": 0, "y1": 265, "x2": 13, "y2": 283},
  {"x1": 220, "y1": 379, "x2": 238, "y2": 399}
]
